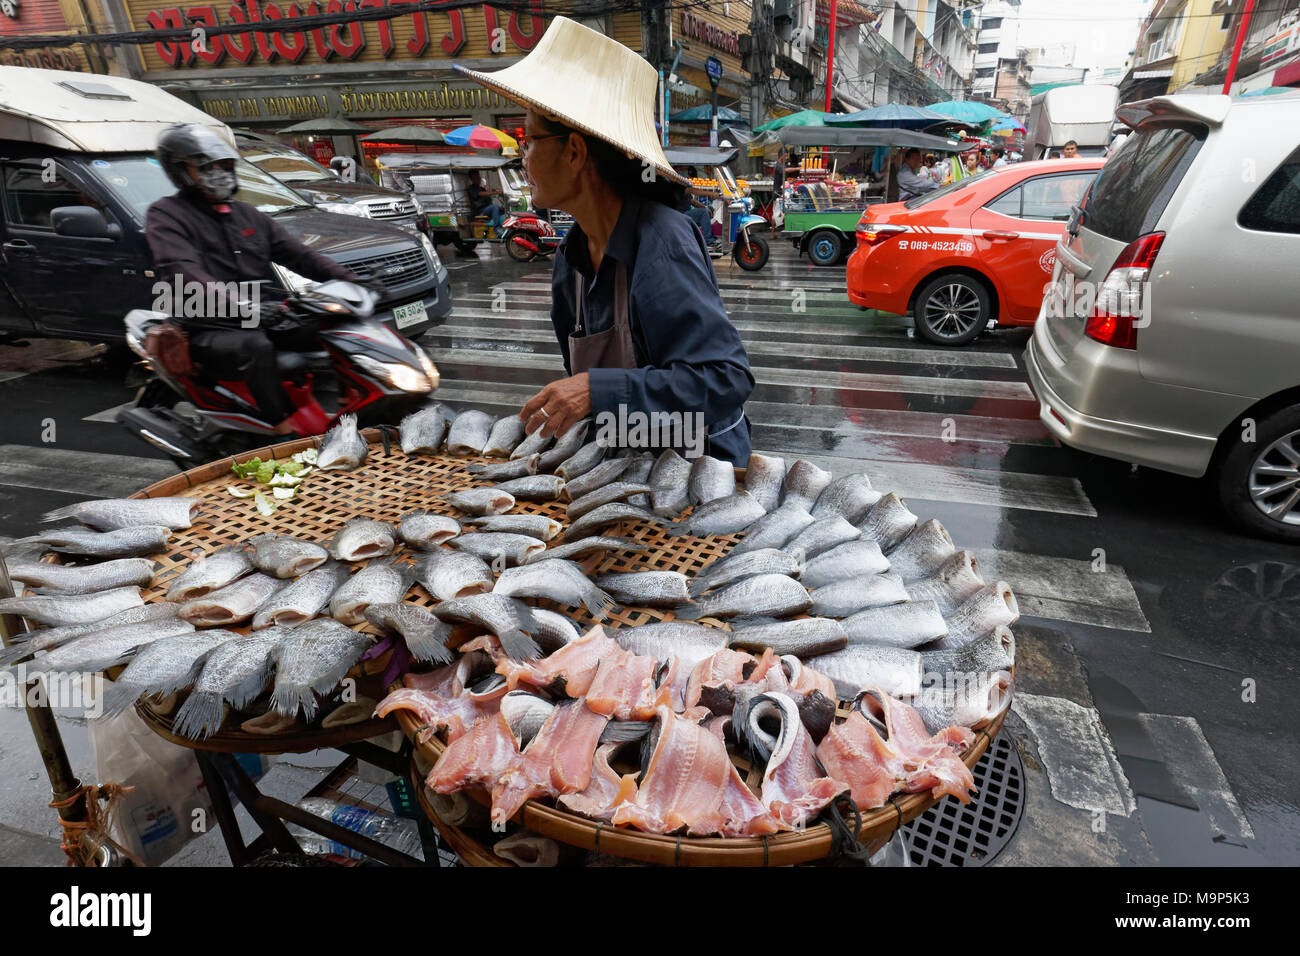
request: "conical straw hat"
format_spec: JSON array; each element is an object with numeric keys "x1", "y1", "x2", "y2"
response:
[{"x1": 454, "y1": 17, "x2": 687, "y2": 186}]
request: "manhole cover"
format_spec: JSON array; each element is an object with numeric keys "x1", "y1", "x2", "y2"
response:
[{"x1": 901, "y1": 733, "x2": 1025, "y2": 867}]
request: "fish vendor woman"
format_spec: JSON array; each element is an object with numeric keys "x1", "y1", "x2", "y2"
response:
[{"x1": 454, "y1": 17, "x2": 755, "y2": 464}]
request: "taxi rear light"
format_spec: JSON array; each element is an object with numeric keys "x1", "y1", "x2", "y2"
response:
[
  {"x1": 857, "y1": 223, "x2": 907, "y2": 245},
  {"x1": 1084, "y1": 231, "x2": 1164, "y2": 351}
]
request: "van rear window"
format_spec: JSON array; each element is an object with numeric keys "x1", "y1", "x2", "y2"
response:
[
  {"x1": 1239, "y1": 147, "x2": 1300, "y2": 235},
  {"x1": 1085, "y1": 125, "x2": 1204, "y2": 243}
]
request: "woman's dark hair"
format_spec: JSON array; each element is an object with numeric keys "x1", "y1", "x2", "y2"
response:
[{"x1": 535, "y1": 114, "x2": 685, "y2": 208}]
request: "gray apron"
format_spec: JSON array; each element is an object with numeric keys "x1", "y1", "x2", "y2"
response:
[
  {"x1": 569, "y1": 263, "x2": 636, "y2": 375},
  {"x1": 568, "y1": 258, "x2": 747, "y2": 450}
]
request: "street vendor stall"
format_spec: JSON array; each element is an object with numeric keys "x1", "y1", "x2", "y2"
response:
[
  {"x1": 0, "y1": 402, "x2": 1017, "y2": 867},
  {"x1": 777, "y1": 125, "x2": 964, "y2": 266},
  {"x1": 664, "y1": 145, "x2": 769, "y2": 271}
]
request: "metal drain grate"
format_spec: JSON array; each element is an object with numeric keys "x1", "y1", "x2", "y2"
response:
[{"x1": 901, "y1": 733, "x2": 1025, "y2": 867}]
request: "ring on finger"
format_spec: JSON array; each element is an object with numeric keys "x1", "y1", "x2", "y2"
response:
[{"x1": 539, "y1": 407, "x2": 550, "y2": 419}]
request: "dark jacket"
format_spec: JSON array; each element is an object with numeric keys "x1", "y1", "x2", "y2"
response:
[
  {"x1": 551, "y1": 195, "x2": 755, "y2": 463},
  {"x1": 145, "y1": 191, "x2": 356, "y2": 331}
]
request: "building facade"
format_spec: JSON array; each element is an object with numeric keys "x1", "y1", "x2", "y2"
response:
[
  {"x1": 1187, "y1": 0, "x2": 1300, "y2": 93},
  {"x1": 0, "y1": 0, "x2": 102, "y2": 72},
  {"x1": 1118, "y1": 0, "x2": 1236, "y2": 99}
]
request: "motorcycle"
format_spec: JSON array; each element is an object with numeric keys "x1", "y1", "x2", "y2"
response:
[
  {"x1": 117, "y1": 280, "x2": 439, "y2": 466},
  {"x1": 502, "y1": 210, "x2": 562, "y2": 263}
]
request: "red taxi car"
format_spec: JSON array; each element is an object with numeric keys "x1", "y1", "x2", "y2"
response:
[{"x1": 846, "y1": 158, "x2": 1104, "y2": 346}]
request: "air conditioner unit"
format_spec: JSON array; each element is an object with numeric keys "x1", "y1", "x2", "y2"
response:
[
  {"x1": 738, "y1": 33, "x2": 753, "y2": 56},
  {"x1": 774, "y1": 0, "x2": 793, "y2": 26}
]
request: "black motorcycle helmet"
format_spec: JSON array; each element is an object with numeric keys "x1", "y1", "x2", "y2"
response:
[{"x1": 157, "y1": 123, "x2": 240, "y2": 200}]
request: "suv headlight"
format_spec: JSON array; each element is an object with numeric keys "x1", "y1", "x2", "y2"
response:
[
  {"x1": 319, "y1": 201, "x2": 369, "y2": 218},
  {"x1": 419, "y1": 233, "x2": 443, "y2": 272},
  {"x1": 272, "y1": 264, "x2": 315, "y2": 294}
]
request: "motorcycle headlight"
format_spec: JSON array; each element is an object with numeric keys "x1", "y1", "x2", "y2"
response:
[
  {"x1": 272, "y1": 264, "x2": 315, "y2": 294},
  {"x1": 319, "y1": 201, "x2": 369, "y2": 218},
  {"x1": 352, "y1": 354, "x2": 429, "y2": 393},
  {"x1": 416, "y1": 347, "x2": 439, "y2": 389},
  {"x1": 419, "y1": 233, "x2": 443, "y2": 272}
]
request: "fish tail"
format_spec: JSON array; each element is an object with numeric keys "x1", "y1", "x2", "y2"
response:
[
  {"x1": 172, "y1": 691, "x2": 227, "y2": 740},
  {"x1": 270, "y1": 683, "x2": 318, "y2": 723},
  {"x1": 584, "y1": 588, "x2": 617, "y2": 622},
  {"x1": 664, "y1": 521, "x2": 692, "y2": 537},
  {"x1": 95, "y1": 680, "x2": 143, "y2": 721},
  {"x1": 403, "y1": 629, "x2": 454, "y2": 665},
  {"x1": 498, "y1": 628, "x2": 542, "y2": 662},
  {"x1": 673, "y1": 603, "x2": 705, "y2": 621},
  {"x1": 39, "y1": 505, "x2": 83, "y2": 524}
]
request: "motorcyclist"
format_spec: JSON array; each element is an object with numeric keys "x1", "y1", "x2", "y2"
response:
[{"x1": 145, "y1": 123, "x2": 362, "y2": 436}]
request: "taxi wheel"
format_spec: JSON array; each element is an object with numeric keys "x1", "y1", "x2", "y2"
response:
[
  {"x1": 914, "y1": 275, "x2": 991, "y2": 346},
  {"x1": 806, "y1": 230, "x2": 843, "y2": 267}
]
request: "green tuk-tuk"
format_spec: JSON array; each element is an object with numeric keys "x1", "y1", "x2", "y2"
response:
[{"x1": 777, "y1": 126, "x2": 963, "y2": 266}]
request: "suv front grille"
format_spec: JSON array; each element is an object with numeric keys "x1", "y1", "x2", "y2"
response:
[
  {"x1": 360, "y1": 198, "x2": 419, "y2": 220},
  {"x1": 346, "y1": 247, "x2": 430, "y2": 292}
]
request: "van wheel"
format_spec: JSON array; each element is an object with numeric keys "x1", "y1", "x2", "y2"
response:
[
  {"x1": 913, "y1": 274, "x2": 991, "y2": 346},
  {"x1": 1215, "y1": 405, "x2": 1300, "y2": 543},
  {"x1": 806, "y1": 230, "x2": 843, "y2": 267}
]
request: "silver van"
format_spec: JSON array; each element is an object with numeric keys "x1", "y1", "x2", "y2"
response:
[{"x1": 1026, "y1": 92, "x2": 1300, "y2": 541}]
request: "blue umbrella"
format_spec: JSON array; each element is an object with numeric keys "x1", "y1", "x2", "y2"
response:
[
  {"x1": 1236, "y1": 86, "x2": 1299, "y2": 97},
  {"x1": 825, "y1": 103, "x2": 949, "y2": 127},
  {"x1": 927, "y1": 100, "x2": 1008, "y2": 124},
  {"x1": 670, "y1": 104, "x2": 749, "y2": 125}
]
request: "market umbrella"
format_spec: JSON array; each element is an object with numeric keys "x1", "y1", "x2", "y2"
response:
[
  {"x1": 359, "y1": 125, "x2": 446, "y2": 146},
  {"x1": 825, "y1": 103, "x2": 948, "y2": 127},
  {"x1": 670, "y1": 105, "x2": 749, "y2": 125},
  {"x1": 925, "y1": 100, "x2": 1008, "y2": 124},
  {"x1": 1236, "y1": 86, "x2": 1300, "y2": 96},
  {"x1": 444, "y1": 124, "x2": 518, "y2": 149},
  {"x1": 988, "y1": 116, "x2": 1027, "y2": 136},
  {"x1": 277, "y1": 117, "x2": 374, "y2": 136},
  {"x1": 754, "y1": 109, "x2": 830, "y2": 132}
]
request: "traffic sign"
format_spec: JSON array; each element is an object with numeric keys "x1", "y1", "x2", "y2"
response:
[{"x1": 706, "y1": 56, "x2": 722, "y2": 88}]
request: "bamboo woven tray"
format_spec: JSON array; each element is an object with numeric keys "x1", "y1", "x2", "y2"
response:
[{"x1": 114, "y1": 431, "x2": 1009, "y2": 861}]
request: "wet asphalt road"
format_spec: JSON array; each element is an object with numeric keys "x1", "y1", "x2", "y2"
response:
[{"x1": 0, "y1": 239, "x2": 1295, "y2": 866}]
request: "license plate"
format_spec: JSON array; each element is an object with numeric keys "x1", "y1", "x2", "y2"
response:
[{"x1": 393, "y1": 300, "x2": 428, "y2": 329}]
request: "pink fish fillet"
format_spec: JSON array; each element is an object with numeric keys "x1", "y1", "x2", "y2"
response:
[
  {"x1": 757, "y1": 696, "x2": 848, "y2": 827},
  {"x1": 585, "y1": 649, "x2": 664, "y2": 720},
  {"x1": 490, "y1": 698, "x2": 609, "y2": 825},
  {"x1": 611, "y1": 705, "x2": 733, "y2": 835},
  {"x1": 557, "y1": 743, "x2": 633, "y2": 821},
  {"x1": 426, "y1": 712, "x2": 521, "y2": 794},
  {"x1": 718, "y1": 763, "x2": 784, "y2": 837},
  {"x1": 815, "y1": 710, "x2": 905, "y2": 810},
  {"x1": 684, "y1": 648, "x2": 758, "y2": 709},
  {"x1": 862, "y1": 691, "x2": 975, "y2": 803},
  {"x1": 658, "y1": 655, "x2": 689, "y2": 712},
  {"x1": 497, "y1": 624, "x2": 621, "y2": 694},
  {"x1": 376, "y1": 679, "x2": 506, "y2": 743}
]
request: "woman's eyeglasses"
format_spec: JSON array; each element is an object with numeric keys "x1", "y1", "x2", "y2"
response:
[{"x1": 521, "y1": 133, "x2": 566, "y2": 157}]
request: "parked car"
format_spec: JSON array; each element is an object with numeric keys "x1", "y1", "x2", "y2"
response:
[
  {"x1": 0, "y1": 66, "x2": 451, "y2": 344},
  {"x1": 234, "y1": 133, "x2": 426, "y2": 235},
  {"x1": 846, "y1": 158, "x2": 1104, "y2": 345},
  {"x1": 1026, "y1": 92, "x2": 1300, "y2": 541}
]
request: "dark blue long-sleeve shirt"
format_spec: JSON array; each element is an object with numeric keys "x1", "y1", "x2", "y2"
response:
[{"x1": 550, "y1": 195, "x2": 755, "y2": 464}]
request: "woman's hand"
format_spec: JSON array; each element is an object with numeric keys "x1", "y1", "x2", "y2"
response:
[{"x1": 521, "y1": 373, "x2": 591, "y2": 439}]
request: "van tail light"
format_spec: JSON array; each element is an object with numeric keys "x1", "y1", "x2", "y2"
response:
[
  {"x1": 1084, "y1": 231, "x2": 1164, "y2": 350},
  {"x1": 856, "y1": 221, "x2": 907, "y2": 246}
]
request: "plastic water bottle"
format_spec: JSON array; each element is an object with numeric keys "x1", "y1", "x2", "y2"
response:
[{"x1": 291, "y1": 798, "x2": 423, "y2": 862}]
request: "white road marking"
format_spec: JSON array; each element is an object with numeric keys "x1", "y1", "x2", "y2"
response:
[
  {"x1": 1138, "y1": 713, "x2": 1255, "y2": 840},
  {"x1": 1012, "y1": 693, "x2": 1136, "y2": 816},
  {"x1": 971, "y1": 548, "x2": 1150, "y2": 632},
  {"x1": 0, "y1": 445, "x2": 175, "y2": 499},
  {"x1": 0, "y1": 340, "x2": 107, "y2": 385},
  {"x1": 429, "y1": 322, "x2": 1018, "y2": 369},
  {"x1": 82, "y1": 402, "x2": 132, "y2": 423}
]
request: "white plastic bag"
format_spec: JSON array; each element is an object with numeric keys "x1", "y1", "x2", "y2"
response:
[{"x1": 89, "y1": 705, "x2": 213, "y2": 866}]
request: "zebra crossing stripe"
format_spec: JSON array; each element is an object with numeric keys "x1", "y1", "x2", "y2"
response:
[
  {"x1": 1012, "y1": 693, "x2": 1137, "y2": 817},
  {"x1": 1138, "y1": 714, "x2": 1255, "y2": 840}
]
